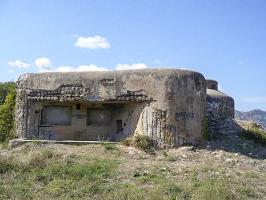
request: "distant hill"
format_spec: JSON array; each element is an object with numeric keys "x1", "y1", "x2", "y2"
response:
[{"x1": 235, "y1": 109, "x2": 266, "y2": 129}]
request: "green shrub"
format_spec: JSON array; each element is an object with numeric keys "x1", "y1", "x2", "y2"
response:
[
  {"x1": 0, "y1": 87, "x2": 16, "y2": 142},
  {"x1": 121, "y1": 137, "x2": 132, "y2": 146},
  {"x1": 0, "y1": 82, "x2": 16, "y2": 105},
  {"x1": 242, "y1": 127, "x2": 266, "y2": 144},
  {"x1": 133, "y1": 135, "x2": 156, "y2": 153}
]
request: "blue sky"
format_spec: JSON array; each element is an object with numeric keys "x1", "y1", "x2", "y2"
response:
[{"x1": 0, "y1": 0, "x2": 266, "y2": 111}]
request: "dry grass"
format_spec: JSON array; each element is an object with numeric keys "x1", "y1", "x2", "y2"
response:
[{"x1": 0, "y1": 143, "x2": 265, "y2": 199}]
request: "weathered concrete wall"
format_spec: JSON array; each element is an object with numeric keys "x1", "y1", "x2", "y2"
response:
[
  {"x1": 206, "y1": 80, "x2": 234, "y2": 121},
  {"x1": 206, "y1": 79, "x2": 218, "y2": 91},
  {"x1": 135, "y1": 73, "x2": 206, "y2": 145},
  {"x1": 16, "y1": 69, "x2": 206, "y2": 146},
  {"x1": 206, "y1": 89, "x2": 234, "y2": 120},
  {"x1": 205, "y1": 80, "x2": 235, "y2": 136}
]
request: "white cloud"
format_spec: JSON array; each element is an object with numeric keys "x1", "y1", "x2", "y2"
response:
[
  {"x1": 55, "y1": 66, "x2": 75, "y2": 72},
  {"x1": 78, "y1": 65, "x2": 109, "y2": 71},
  {"x1": 55, "y1": 65, "x2": 109, "y2": 72},
  {"x1": 115, "y1": 63, "x2": 148, "y2": 70},
  {"x1": 8, "y1": 59, "x2": 30, "y2": 68},
  {"x1": 54, "y1": 63, "x2": 149, "y2": 72},
  {"x1": 31, "y1": 59, "x2": 150, "y2": 73},
  {"x1": 179, "y1": 67, "x2": 189, "y2": 70},
  {"x1": 74, "y1": 36, "x2": 110, "y2": 49},
  {"x1": 35, "y1": 57, "x2": 52, "y2": 72},
  {"x1": 8, "y1": 70, "x2": 14, "y2": 74}
]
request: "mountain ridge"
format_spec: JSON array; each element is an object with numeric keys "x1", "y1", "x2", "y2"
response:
[{"x1": 235, "y1": 109, "x2": 266, "y2": 129}]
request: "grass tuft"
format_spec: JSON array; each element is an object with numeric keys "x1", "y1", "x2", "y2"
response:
[
  {"x1": 0, "y1": 155, "x2": 18, "y2": 174},
  {"x1": 133, "y1": 135, "x2": 157, "y2": 153},
  {"x1": 121, "y1": 138, "x2": 132, "y2": 146},
  {"x1": 101, "y1": 142, "x2": 118, "y2": 151},
  {"x1": 241, "y1": 126, "x2": 266, "y2": 144}
]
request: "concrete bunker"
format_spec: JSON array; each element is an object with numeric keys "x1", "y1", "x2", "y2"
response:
[
  {"x1": 206, "y1": 79, "x2": 234, "y2": 121},
  {"x1": 16, "y1": 69, "x2": 206, "y2": 146}
]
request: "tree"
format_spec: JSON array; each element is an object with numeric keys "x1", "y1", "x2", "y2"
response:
[
  {"x1": 0, "y1": 86, "x2": 16, "y2": 142},
  {"x1": 0, "y1": 82, "x2": 16, "y2": 105}
]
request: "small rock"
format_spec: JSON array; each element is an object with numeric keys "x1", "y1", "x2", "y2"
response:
[
  {"x1": 160, "y1": 167, "x2": 167, "y2": 171},
  {"x1": 215, "y1": 155, "x2": 222, "y2": 159},
  {"x1": 143, "y1": 171, "x2": 148, "y2": 176},
  {"x1": 179, "y1": 146, "x2": 194, "y2": 151},
  {"x1": 225, "y1": 158, "x2": 234, "y2": 163},
  {"x1": 258, "y1": 165, "x2": 265, "y2": 170},
  {"x1": 250, "y1": 160, "x2": 256, "y2": 164}
]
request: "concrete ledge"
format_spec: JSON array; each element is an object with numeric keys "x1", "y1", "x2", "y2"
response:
[{"x1": 8, "y1": 139, "x2": 118, "y2": 148}]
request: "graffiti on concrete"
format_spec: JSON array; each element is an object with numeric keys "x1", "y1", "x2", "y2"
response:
[{"x1": 38, "y1": 127, "x2": 56, "y2": 140}]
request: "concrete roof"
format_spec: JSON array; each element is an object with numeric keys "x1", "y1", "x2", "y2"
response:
[
  {"x1": 207, "y1": 89, "x2": 233, "y2": 99},
  {"x1": 17, "y1": 68, "x2": 205, "y2": 90}
]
